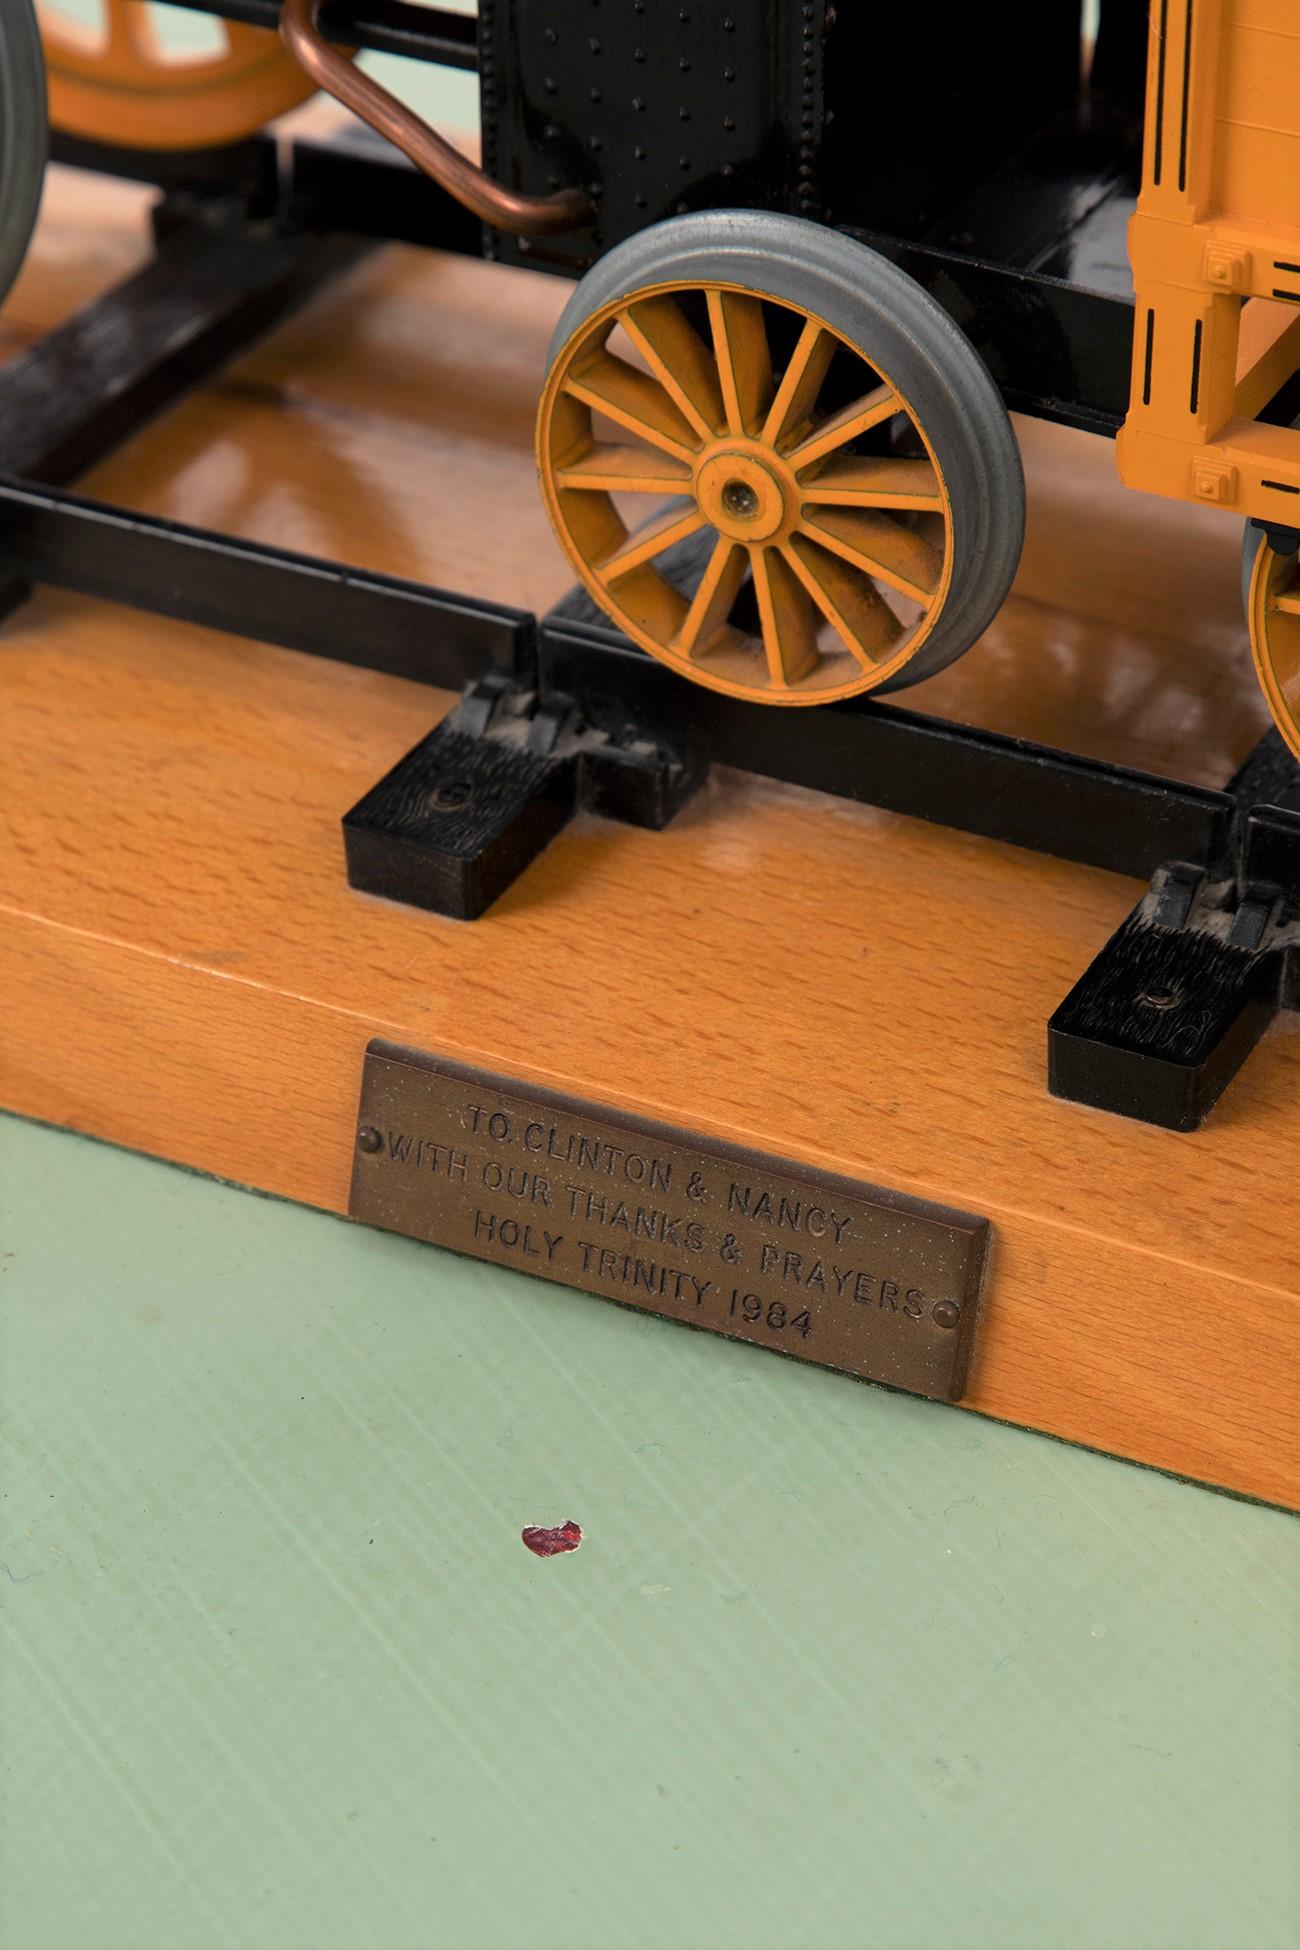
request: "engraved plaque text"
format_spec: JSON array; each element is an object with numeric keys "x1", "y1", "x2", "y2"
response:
[{"x1": 349, "y1": 1043, "x2": 990, "y2": 1402}]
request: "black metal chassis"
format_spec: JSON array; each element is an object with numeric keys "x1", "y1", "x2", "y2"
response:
[{"x1": 2, "y1": 1, "x2": 1296, "y2": 1131}]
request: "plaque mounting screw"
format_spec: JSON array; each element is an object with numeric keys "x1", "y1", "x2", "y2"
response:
[
  {"x1": 357, "y1": 1125, "x2": 383, "y2": 1153},
  {"x1": 932, "y1": 1300, "x2": 961, "y2": 1330}
]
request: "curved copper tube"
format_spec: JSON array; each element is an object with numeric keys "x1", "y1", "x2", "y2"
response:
[{"x1": 279, "y1": 0, "x2": 591, "y2": 237}]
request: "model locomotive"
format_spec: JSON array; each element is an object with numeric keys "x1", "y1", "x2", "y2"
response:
[{"x1": 2, "y1": 1, "x2": 1297, "y2": 748}]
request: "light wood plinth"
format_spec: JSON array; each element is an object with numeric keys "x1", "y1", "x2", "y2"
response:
[{"x1": 2, "y1": 164, "x2": 1297, "y2": 1508}]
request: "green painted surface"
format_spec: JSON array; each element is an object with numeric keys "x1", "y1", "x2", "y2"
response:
[{"x1": 1, "y1": 1113, "x2": 1296, "y2": 1950}]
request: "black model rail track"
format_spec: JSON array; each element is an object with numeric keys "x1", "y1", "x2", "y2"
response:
[{"x1": 3, "y1": 130, "x2": 1296, "y2": 1131}]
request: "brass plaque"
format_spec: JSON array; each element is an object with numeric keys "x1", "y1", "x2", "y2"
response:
[{"x1": 349, "y1": 1043, "x2": 990, "y2": 1402}]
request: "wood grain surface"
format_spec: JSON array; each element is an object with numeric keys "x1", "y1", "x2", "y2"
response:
[{"x1": 2, "y1": 162, "x2": 1297, "y2": 1506}]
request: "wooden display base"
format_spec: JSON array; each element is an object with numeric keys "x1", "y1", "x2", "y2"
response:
[{"x1": 2, "y1": 165, "x2": 1298, "y2": 1509}]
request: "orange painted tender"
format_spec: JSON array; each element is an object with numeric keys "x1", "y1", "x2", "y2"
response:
[{"x1": 1118, "y1": 1, "x2": 1300, "y2": 756}]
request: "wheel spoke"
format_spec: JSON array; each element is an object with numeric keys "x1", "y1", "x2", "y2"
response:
[
  {"x1": 750, "y1": 545, "x2": 820, "y2": 686},
  {"x1": 706, "y1": 291, "x2": 773, "y2": 437},
  {"x1": 781, "y1": 536, "x2": 905, "y2": 669},
  {"x1": 597, "y1": 502, "x2": 709, "y2": 580},
  {"x1": 762, "y1": 318, "x2": 836, "y2": 449},
  {"x1": 1276, "y1": 589, "x2": 1300, "y2": 617},
  {"x1": 785, "y1": 384, "x2": 901, "y2": 471},
  {"x1": 675, "y1": 538, "x2": 746, "y2": 656},
  {"x1": 105, "y1": 0, "x2": 158, "y2": 66},
  {"x1": 563, "y1": 349, "x2": 700, "y2": 461},
  {"x1": 622, "y1": 297, "x2": 725, "y2": 443},
  {"x1": 557, "y1": 444, "x2": 693, "y2": 494},
  {"x1": 799, "y1": 506, "x2": 943, "y2": 605},
  {"x1": 797, "y1": 454, "x2": 941, "y2": 512}
]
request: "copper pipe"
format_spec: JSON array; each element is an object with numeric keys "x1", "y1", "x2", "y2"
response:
[{"x1": 279, "y1": 0, "x2": 591, "y2": 237}]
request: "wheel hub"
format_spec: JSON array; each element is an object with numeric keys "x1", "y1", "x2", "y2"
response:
[{"x1": 695, "y1": 444, "x2": 792, "y2": 544}]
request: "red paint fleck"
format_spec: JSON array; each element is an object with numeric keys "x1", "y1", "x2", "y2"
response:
[{"x1": 522, "y1": 1519, "x2": 583, "y2": 1558}]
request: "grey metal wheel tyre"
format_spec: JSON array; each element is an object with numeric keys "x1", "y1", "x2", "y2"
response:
[
  {"x1": 536, "y1": 209, "x2": 1025, "y2": 705},
  {"x1": 0, "y1": 0, "x2": 47, "y2": 308}
]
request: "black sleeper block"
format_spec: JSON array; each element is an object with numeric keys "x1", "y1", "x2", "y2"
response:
[
  {"x1": 1048, "y1": 906, "x2": 1284, "y2": 1132},
  {"x1": 343, "y1": 721, "x2": 578, "y2": 921}
]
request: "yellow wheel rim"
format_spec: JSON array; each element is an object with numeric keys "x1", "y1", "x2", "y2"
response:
[
  {"x1": 41, "y1": 0, "x2": 319, "y2": 150},
  {"x1": 536, "y1": 280, "x2": 954, "y2": 706},
  {"x1": 1248, "y1": 534, "x2": 1300, "y2": 763}
]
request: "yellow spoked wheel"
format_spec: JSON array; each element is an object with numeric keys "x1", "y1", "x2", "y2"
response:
[
  {"x1": 40, "y1": 0, "x2": 319, "y2": 150},
  {"x1": 537, "y1": 214, "x2": 1024, "y2": 706},
  {"x1": 1247, "y1": 529, "x2": 1300, "y2": 763}
]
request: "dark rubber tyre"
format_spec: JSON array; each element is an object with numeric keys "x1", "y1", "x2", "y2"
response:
[{"x1": 0, "y1": 0, "x2": 47, "y2": 307}]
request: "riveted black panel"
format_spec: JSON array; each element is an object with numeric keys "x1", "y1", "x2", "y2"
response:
[{"x1": 478, "y1": 0, "x2": 826, "y2": 275}]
